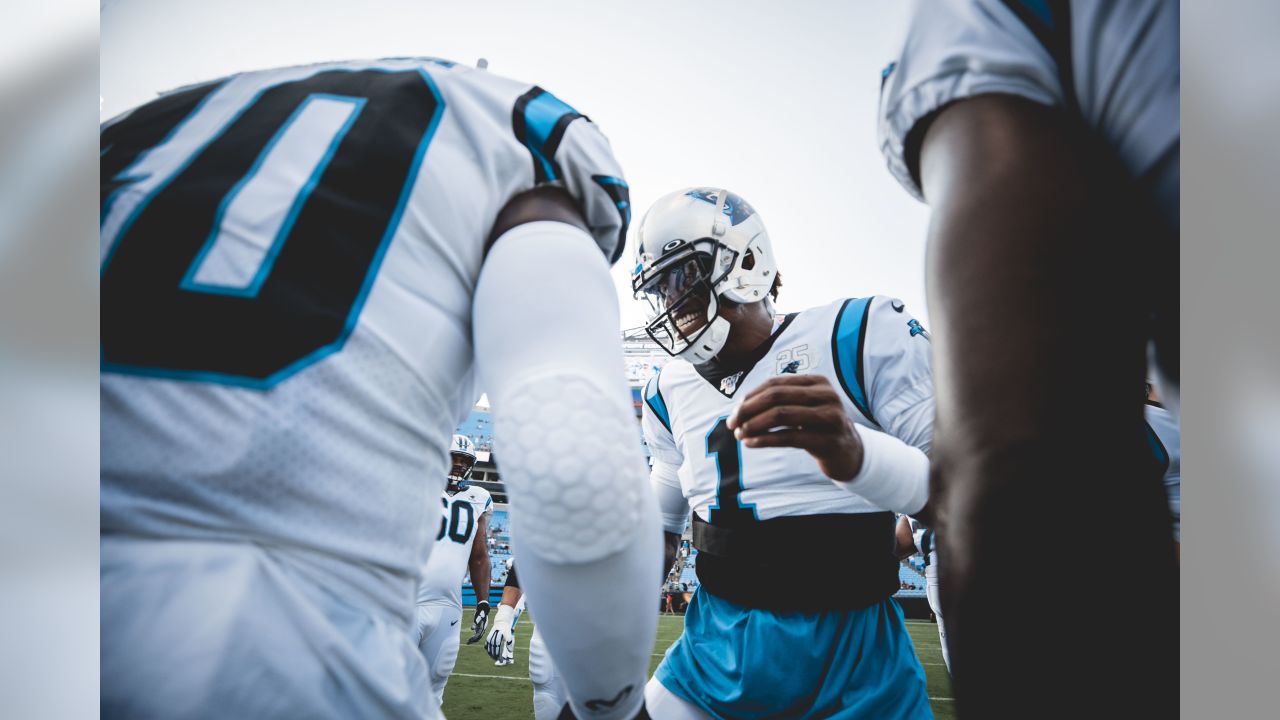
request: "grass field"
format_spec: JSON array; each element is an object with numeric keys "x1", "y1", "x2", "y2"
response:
[{"x1": 441, "y1": 612, "x2": 954, "y2": 719}]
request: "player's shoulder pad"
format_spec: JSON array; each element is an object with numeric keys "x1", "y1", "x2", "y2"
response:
[
  {"x1": 511, "y1": 86, "x2": 631, "y2": 264},
  {"x1": 644, "y1": 372, "x2": 672, "y2": 433}
]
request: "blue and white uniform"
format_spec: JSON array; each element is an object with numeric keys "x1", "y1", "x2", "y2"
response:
[
  {"x1": 100, "y1": 57, "x2": 629, "y2": 720},
  {"x1": 878, "y1": 0, "x2": 1179, "y2": 410},
  {"x1": 1144, "y1": 403, "x2": 1181, "y2": 542},
  {"x1": 909, "y1": 516, "x2": 948, "y2": 672},
  {"x1": 644, "y1": 296, "x2": 934, "y2": 719},
  {"x1": 416, "y1": 485, "x2": 492, "y2": 705}
]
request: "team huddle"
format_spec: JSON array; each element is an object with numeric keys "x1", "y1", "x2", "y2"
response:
[{"x1": 100, "y1": 1, "x2": 1179, "y2": 718}]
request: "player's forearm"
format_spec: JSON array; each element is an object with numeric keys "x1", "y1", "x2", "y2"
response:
[
  {"x1": 499, "y1": 584, "x2": 522, "y2": 609},
  {"x1": 918, "y1": 95, "x2": 1177, "y2": 706},
  {"x1": 469, "y1": 557, "x2": 491, "y2": 599}
]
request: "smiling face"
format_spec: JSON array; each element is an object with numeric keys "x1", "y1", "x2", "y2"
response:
[{"x1": 636, "y1": 252, "x2": 718, "y2": 354}]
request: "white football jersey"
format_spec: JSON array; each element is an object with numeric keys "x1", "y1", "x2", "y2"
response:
[
  {"x1": 909, "y1": 516, "x2": 938, "y2": 583},
  {"x1": 418, "y1": 486, "x2": 493, "y2": 607},
  {"x1": 643, "y1": 296, "x2": 935, "y2": 524},
  {"x1": 1145, "y1": 403, "x2": 1181, "y2": 541},
  {"x1": 878, "y1": 0, "x2": 1178, "y2": 228},
  {"x1": 100, "y1": 58, "x2": 630, "y2": 582}
]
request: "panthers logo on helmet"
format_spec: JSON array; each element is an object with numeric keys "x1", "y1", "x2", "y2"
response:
[{"x1": 684, "y1": 188, "x2": 756, "y2": 226}]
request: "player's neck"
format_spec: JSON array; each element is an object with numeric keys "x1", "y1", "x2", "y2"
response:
[{"x1": 707, "y1": 301, "x2": 775, "y2": 370}]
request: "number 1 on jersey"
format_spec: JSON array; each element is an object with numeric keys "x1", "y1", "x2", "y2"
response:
[{"x1": 706, "y1": 416, "x2": 757, "y2": 526}]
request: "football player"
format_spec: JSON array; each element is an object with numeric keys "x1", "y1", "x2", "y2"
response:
[
  {"x1": 101, "y1": 57, "x2": 659, "y2": 720},
  {"x1": 1145, "y1": 383, "x2": 1181, "y2": 558},
  {"x1": 876, "y1": 2, "x2": 1178, "y2": 715},
  {"x1": 634, "y1": 188, "x2": 934, "y2": 719},
  {"x1": 484, "y1": 562, "x2": 567, "y2": 720},
  {"x1": 894, "y1": 515, "x2": 947, "y2": 672},
  {"x1": 415, "y1": 435, "x2": 493, "y2": 707}
]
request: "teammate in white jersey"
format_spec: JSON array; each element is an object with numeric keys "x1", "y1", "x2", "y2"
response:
[
  {"x1": 415, "y1": 435, "x2": 493, "y2": 706},
  {"x1": 1145, "y1": 383, "x2": 1181, "y2": 555},
  {"x1": 633, "y1": 188, "x2": 934, "y2": 719},
  {"x1": 876, "y1": 3, "x2": 1179, "y2": 715},
  {"x1": 895, "y1": 515, "x2": 947, "y2": 672},
  {"x1": 100, "y1": 57, "x2": 659, "y2": 720}
]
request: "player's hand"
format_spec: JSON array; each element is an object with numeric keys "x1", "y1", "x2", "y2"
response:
[
  {"x1": 726, "y1": 374, "x2": 864, "y2": 481},
  {"x1": 466, "y1": 600, "x2": 490, "y2": 644},
  {"x1": 484, "y1": 622, "x2": 513, "y2": 662}
]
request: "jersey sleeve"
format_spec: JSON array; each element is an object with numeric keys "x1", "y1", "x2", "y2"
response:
[
  {"x1": 877, "y1": 0, "x2": 1063, "y2": 200},
  {"x1": 511, "y1": 87, "x2": 632, "y2": 263},
  {"x1": 831, "y1": 296, "x2": 936, "y2": 453},
  {"x1": 641, "y1": 373, "x2": 688, "y2": 534},
  {"x1": 640, "y1": 373, "x2": 681, "y2": 466}
]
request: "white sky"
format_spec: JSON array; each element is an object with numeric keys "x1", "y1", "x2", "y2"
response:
[{"x1": 101, "y1": 0, "x2": 932, "y2": 329}]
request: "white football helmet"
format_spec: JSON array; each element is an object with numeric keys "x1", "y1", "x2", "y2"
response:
[
  {"x1": 447, "y1": 434, "x2": 477, "y2": 493},
  {"x1": 632, "y1": 188, "x2": 777, "y2": 363}
]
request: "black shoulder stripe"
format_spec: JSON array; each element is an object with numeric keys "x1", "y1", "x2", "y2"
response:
[{"x1": 511, "y1": 86, "x2": 582, "y2": 185}]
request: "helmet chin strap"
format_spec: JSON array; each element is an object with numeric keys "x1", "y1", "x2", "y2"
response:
[{"x1": 678, "y1": 315, "x2": 730, "y2": 365}]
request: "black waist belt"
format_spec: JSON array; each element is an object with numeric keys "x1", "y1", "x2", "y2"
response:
[{"x1": 692, "y1": 512, "x2": 899, "y2": 613}]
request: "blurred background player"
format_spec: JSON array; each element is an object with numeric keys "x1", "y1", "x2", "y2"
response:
[
  {"x1": 101, "y1": 57, "x2": 659, "y2": 719},
  {"x1": 633, "y1": 188, "x2": 935, "y2": 719},
  {"x1": 484, "y1": 562, "x2": 566, "y2": 720},
  {"x1": 415, "y1": 435, "x2": 492, "y2": 707},
  {"x1": 1145, "y1": 382, "x2": 1181, "y2": 560},
  {"x1": 877, "y1": 1, "x2": 1179, "y2": 715},
  {"x1": 895, "y1": 515, "x2": 947, "y2": 672}
]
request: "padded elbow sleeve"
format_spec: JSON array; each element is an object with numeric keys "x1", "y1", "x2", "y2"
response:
[{"x1": 474, "y1": 221, "x2": 650, "y2": 564}]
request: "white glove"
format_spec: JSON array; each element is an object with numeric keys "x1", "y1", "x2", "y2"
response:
[{"x1": 485, "y1": 604, "x2": 516, "y2": 662}]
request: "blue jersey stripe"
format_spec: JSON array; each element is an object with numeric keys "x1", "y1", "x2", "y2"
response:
[
  {"x1": 645, "y1": 374, "x2": 672, "y2": 433},
  {"x1": 513, "y1": 88, "x2": 582, "y2": 183},
  {"x1": 831, "y1": 297, "x2": 878, "y2": 426}
]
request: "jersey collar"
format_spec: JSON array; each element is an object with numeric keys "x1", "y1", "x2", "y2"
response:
[{"x1": 694, "y1": 312, "x2": 799, "y2": 398}]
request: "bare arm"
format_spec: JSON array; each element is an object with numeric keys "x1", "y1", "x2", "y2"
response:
[
  {"x1": 464, "y1": 511, "x2": 493, "y2": 642},
  {"x1": 894, "y1": 515, "x2": 916, "y2": 561},
  {"x1": 487, "y1": 185, "x2": 588, "y2": 247},
  {"x1": 467, "y1": 511, "x2": 492, "y2": 598},
  {"x1": 498, "y1": 584, "x2": 523, "y2": 609},
  {"x1": 917, "y1": 93, "x2": 1177, "y2": 714}
]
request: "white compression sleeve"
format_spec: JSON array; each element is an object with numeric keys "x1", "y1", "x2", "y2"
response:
[
  {"x1": 830, "y1": 424, "x2": 930, "y2": 516},
  {"x1": 651, "y1": 459, "x2": 690, "y2": 536},
  {"x1": 474, "y1": 220, "x2": 660, "y2": 720}
]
